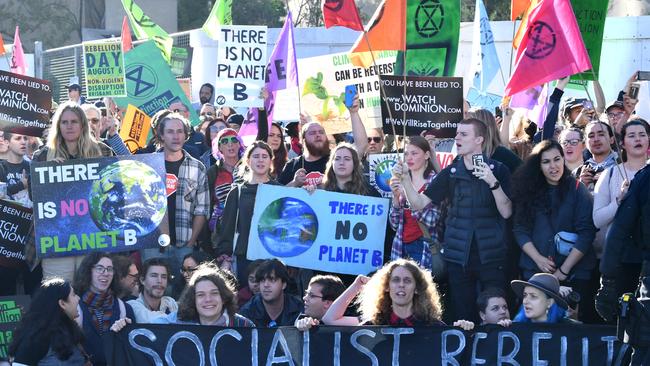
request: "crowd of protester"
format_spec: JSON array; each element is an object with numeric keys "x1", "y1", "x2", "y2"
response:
[{"x1": 2, "y1": 69, "x2": 648, "y2": 365}]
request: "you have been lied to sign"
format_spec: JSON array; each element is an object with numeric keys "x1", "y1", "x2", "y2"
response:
[
  {"x1": 247, "y1": 185, "x2": 388, "y2": 275},
  {"x1": 380, "y1": 75, "x2": 463, "y2": 138},
  {"x1": 30, "y1": 153, "x2": 169, "y2": 258}
]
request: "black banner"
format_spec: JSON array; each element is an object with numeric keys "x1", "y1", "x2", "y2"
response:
[
  {"x1": 0, "y1": 70, "x2": 52, "y2": 137},
  {"x1": 0, "y1": 199, "x2": 32, "y2": 268},
  {"x1": 380, "y1": 75, "x2": 463, "y2": 138},
  {"x1": 106, "y1": 324, "x2": 631, "y2": 365},
  {"x1": 0, "y1": 295, "x2": 30, "y2": 359}
]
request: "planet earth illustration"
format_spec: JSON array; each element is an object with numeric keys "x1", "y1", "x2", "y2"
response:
[
  {"x1": 373, "y1": 158, "x2": 397, "y2": 193},
  {"x1": 89, "y1": 160, "x2": 167, "y2": 238},
  {"x1": 257, "y1": 197, "x2": 318, "y2": 257}
]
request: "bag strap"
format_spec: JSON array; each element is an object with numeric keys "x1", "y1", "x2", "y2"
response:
[
  {"x1": 119, "y1": 298, "x2": 126, "y2": 319},
  {"x1": 232, "y1": 185, "x2": 242, "y2": 252}
]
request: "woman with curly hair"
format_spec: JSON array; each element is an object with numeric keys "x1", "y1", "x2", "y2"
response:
[
  {"x1": 155, "y1": 263, "x2": 255, "y2": 326},
  {"x1": 511, "y1": 139, "x2": 597, "y2": 323},
  {"x1": 321, "y1": 259, "x2": 444, "y2": 326},
  {"x1": 32, "y1": 101, "x2": 115, "y2": 282},
  {"x1": 9, "y1": 278, "x2": 88, "y2": 365}
]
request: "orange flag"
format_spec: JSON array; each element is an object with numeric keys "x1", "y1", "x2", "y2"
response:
[
  {"x1": 121, "y1": 16, "x2": 133, "y2": 52},
  {"x1": 0, "y1": 33, "x2": 5, "y2": 56},
  {"x1": 512, "y1": 0, "x2": 540, "y2": 49},
  {"x1": 349, "y1": 0, "x2": 405, "y2": 68},
  {"x1": 511, "y1": 0, "x2": 531, "y2": 20}
]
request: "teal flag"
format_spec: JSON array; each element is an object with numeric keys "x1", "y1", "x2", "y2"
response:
[
  {"x1": 114, "y1": 41, "x2": 200, "y2": 126},
  {"x1": 395, "y1": 0, "x2": 460, "y2": 76},
  {"x1": 570, "y1": 0, "x2": 608, "y2": 80}
]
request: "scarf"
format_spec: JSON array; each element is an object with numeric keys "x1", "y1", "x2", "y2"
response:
[{"x1": 82, "y1": 290, "x2": 115, "y2": 334}]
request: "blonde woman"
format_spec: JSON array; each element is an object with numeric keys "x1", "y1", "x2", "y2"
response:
[{"x1": 33, "y1": 101, "x2": 114, "y2": 281}]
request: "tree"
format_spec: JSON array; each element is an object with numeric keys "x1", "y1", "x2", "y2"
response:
[
  {"x1": 0, "y1": 0, "x2": 81, "y2": 51},
  {"x1": 178, "y1": 0, "x2": 212, "y2": 31},
  {"x1": 232, "y1": 0, "x2": 286, "y2": 27}
]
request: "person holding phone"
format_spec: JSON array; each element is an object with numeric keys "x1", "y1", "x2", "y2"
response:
[
  {"x1": 511, "y1": 140, "x2": 597, "y2": 323},
  {"x1": 391, "y1": 118, "x2": 512, "y2": 322}
]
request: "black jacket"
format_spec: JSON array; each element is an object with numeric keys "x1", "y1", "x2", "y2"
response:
[
  {"x1": 600, "y1": 164, "x2": 650, "y2": 277},
  {"x1": 424, "y1": 156, "x2": 511, "y2": 266},
  {"x1": 239, "y1": 293, "x2": 304, "y2": 327}
]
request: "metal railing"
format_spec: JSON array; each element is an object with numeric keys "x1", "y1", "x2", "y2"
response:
[{"x1": 36, "y1": 30, "x2": 191, "y2": 103}]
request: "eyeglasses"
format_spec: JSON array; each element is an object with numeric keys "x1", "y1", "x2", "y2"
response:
[
  {"x1": 367, "y1": 137, "x2": 382, "y2": 143},
  {"x1": 304, "y1": 291, "x2": 323, "y2": 299},
  {"x1": 173, "y1": 108, "x2": 187, "y2": 113},
  {"x1": 219, "y1": 136, "x2": 239, "y2": 145},
  {"x1": 127, "y1": 272, "x2": 139, "y2": 279},
  {"x1": 201, "y1": 112, "x2": 214, "y2": 117},
  {"x1": 560, "y1": 139, "x2": 581, "y2": 147},
  {"x1": 607, "y1": 112, "x2": 625, "y2": 119},
  {"x1": 93, "y1": 265, "x2": 114, "y2": 274}
]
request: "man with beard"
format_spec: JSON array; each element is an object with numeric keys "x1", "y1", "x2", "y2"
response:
[
  {"x1": 128, "y1": 258, "x2": 178, "y2": 323},
  {"x1": 278, "y1": 103, "x2": 368, "y2": 186},
  {"x1": 192, "y1": 83, "x2": 215, "y2": 112}
]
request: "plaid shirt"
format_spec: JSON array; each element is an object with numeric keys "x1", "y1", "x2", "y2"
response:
[
  {"x1": 389, "y1": 172, "x2": 441, "y2": 261},
  {"x1": 173, "y1": 150, "x2": 210, "y2": 247}
]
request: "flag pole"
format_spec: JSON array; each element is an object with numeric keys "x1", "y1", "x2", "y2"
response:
[{"x1": 361, "y1": 28, "x2": 399, "y2": 141}]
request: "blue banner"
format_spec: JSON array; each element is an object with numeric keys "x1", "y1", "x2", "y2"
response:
[{"x1": 247, "y1": 185, "x2": 388, "y2": 275}]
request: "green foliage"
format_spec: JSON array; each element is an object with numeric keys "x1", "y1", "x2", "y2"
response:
[
  {"x1": 302, "y1": 72, "x2": 346, "y2": 119},
  {"x1": 178, "y1": 0, "x2": 212, "y2": 31},
  {"x1": 232, "y1": 0, "x2": 286, "y2": 27},
  {"x1": 461, "y1": 0, "x2": 511, "y2": 22},
  {"x1": 0, "y1": 1, "x2": 80, "y2": 51}
]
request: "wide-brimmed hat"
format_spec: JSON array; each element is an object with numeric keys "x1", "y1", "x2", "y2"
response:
[
  {"x1": 562, "y1": 97, "x2": 587, "y2": 116},
  {"x1": 511, "y1": 273, "x2": 568, "y2": 309}
]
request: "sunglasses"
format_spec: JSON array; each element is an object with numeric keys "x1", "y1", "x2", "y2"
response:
[
  {"x1": 367, "y1": 137, "x2": 382, "y2": 143},
  {"x1": 561, "y1": 139, "x2": 581, "y2": 147},
  {"x1": 219, "y1": 136, "x2": 239, "y2": 145}
]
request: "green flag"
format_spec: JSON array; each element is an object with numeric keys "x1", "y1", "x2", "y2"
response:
[
  {"x1": 114, "y1": 41, "x2": 200, "y2": 127},
  {"x1": 395, "y1": 0, "x2": 460, "y2": 77},
  {"x1": 202, "y1": 0, "x2": 233, "y2": 39},
  {"x1": 570, "y1": 0, "x2": 608, "y2": 81},
  {"x1": 121, "y1": 0, "x2": 173, "y2": 62}
]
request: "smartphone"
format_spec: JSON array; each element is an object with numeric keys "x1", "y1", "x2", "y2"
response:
[
  {"x1": 582, "y1": 100, "x2": 593, "y2": 110},
  {"x1": 637, "y1": 71, "x2": 650, "y2": 81},
  {"x1": 494, "y1": 106, "x2": 503, "y2": 119},
  {"x1": 472, "y1": 154, "x2": 484, "y2": 172},
  {"x1": 629, "y1": 82, "x2": 640, "y2": 99},
  {"x1": 345, "y1": 85, "x2": 357, "y2": 108},
  {"x1": 100, "y1": 107, "x2": 107, "y2": 117}
]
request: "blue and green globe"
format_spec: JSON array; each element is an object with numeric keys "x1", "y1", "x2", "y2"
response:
[
  {"x1": 257, "y1": 197, "x2": 318, "y2": 257},
  {"x1": 89, "y1": 160, "x2": 166, "y2": 237},
  {"x1": 374, "y1": 158, "x2": 397, "y2": 193}
]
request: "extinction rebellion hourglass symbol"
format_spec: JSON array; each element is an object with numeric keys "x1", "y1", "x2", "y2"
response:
[{"x1": 524, "y1": 21, "x2": 557, "y2": 59}]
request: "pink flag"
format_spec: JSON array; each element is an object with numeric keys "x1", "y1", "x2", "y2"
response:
[
  {"x1": 504, "y1": 0, "x2": 591, "y2": 96},
  {"x1": 239, "y1": 108, "x2": 260, "y2": 146},
  {"x1": 10, "y1": 26, "x2": 27, "y2": 75},
  {"x1": 122, "y1": 16, "x2": 133, "y2": 52}
]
